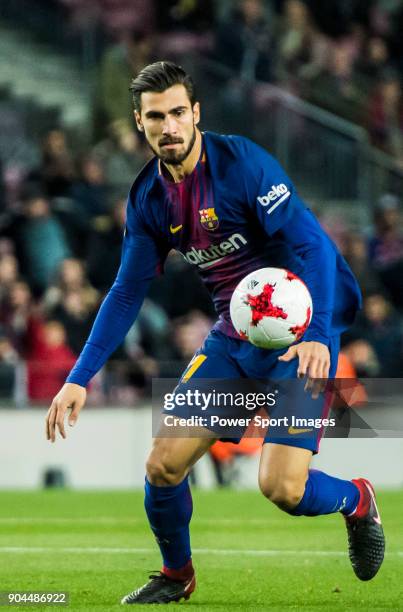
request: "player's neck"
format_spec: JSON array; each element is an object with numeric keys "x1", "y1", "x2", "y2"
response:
[{"x1": 162, "y1": 129, "x2": 202, "y2": 183}]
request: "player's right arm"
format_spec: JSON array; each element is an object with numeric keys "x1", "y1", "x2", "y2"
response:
[
  {"x1": 46, "y1": 192, "x2": 166, "y2": 442},
  {"x1": 46, "y1": 382, "x2": 87, "y2": 442}
]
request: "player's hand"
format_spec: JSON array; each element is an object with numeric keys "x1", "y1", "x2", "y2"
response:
[
  {"x1": 278, "y1": 341, "x2": 330, "y2": 399},
  {"x1": 46, "y1": 383, "x2": 87, "y2": 443}
]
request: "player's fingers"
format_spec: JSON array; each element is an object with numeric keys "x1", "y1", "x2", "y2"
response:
[
  {"x1": 304, "y1": 373, "x2": 322, "y2": 399},
  {"x1": 317, "y1": 379, "x2": 327, "y2": 397},
  {"x1": 55, "y1": 404, "x2": 68, "y2": 440},
  {"x1": 313, "y1": 359, "x2": 329, "y2": 385},
  {"x1": 311, "y1": 378, "x2": 323, "y2": 400},
  {"x1": 47, "y1": 403, "x2": 59, "y2": 443},
  {"x1": 309, "y1": 358, "x2": 330, "y2": 398},
  {"x1": 304, "y1": 372, "x2": 320, "y2": 396},
  {"x1": 304, "y1": 377, "x2": 312, "y2": 394},
  {"x1": 68, "y1": 402, "x2": 83, "y2": 427},
  {"x1": 322, "y1": 359, "x2": 330, "y2": 380},
  {"x1": 308, "y1": 357, "x2": 322, "y2": 380},
  {"x1": 46, "y1": 404, "x2": 56, "y2": 441},
  {"x1": 318, "y1": 360, "x2": 330, "y2": 394},
  {"x1": 278, "y1": 346, "x2": 297, "y2": 362},
  {"x1": 297, "y1": 353, "x2": 310, "y2": 378},
  {"x1": 45, "y1": 407, "x2": 50, "y2": 440}
]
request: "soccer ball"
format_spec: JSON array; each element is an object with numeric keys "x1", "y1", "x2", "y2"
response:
[{"x1": 230, "y1": 267, "x2": 313, "y2": 349}]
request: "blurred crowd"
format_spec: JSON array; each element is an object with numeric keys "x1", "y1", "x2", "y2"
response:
[
  {"x1": 322, "y1": 193, "x2": 403, "y2": 378},
  {"x1": 0, "y1": 122, "x2": 401, "y2": 405},
  {"x1": 0, "y1": 125, "x2": 218, "y2": 403},
  {"x1": 79, "y1": 0, "x2": 403, "y2": 164},
  {"x1": 0, "y1": 0, "x2": 402, "y2": 405}
]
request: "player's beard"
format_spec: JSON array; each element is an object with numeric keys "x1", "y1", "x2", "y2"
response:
[{"x1": 151, "y1": 126, "x2": 197, "y2": 166}]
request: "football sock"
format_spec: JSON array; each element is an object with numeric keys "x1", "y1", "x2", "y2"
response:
[
  {"x1": 163, "y1": 559, "x2": 194, "y2": 581},
  {"x1": 288, "y1": 469, "x2": 360, "y2": 516},
  {"x1": 144, "y1": 476, "x2": 193, "y2": 570}
]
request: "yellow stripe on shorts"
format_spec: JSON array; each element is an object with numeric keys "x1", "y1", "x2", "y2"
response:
[{"x1": 182, "y1": 354, "x2": 207, "y2": 382}]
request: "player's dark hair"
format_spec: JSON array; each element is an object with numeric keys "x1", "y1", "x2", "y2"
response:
[{"x1": 129, "y1": 61, "x2": 196, "y2": 112}]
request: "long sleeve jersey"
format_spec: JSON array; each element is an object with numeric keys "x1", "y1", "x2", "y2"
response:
[{"x1": 67, "y1": 132, "x2": 362, "y2": 386}]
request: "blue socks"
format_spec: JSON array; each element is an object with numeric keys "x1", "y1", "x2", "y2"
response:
[
  {"x1": 289, "y1": 469, "x2": 360, "y2": 516},
  {"x1": 144, "y1": 470, "x2": 360, "y2": 571},
  {"x1": 144, "y1": 477, "x2": 193, "y2": 570}
]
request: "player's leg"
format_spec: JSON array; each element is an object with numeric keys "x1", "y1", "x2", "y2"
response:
[
  {"x1": 258, "y1": 442, "x2": 360, "y2": 515},
  {"x1": 145, "y1": 431, "x2": 215, "y2": 574},
  {"x1": 121, "y1": 431, "x2": 215, "y2": 605},
  {"x1": 243, "y1": 334, "x2": 384, "y2": 581},
  {"x1": 122, "y1": 330, "x2": 242, "y2": 604},
  {"x1": 146, "y1": 430, "x2": 215, "y2": 485},
  {"x1": 258, "y1": 441, "x2": 385, "y2": 581},
  {"x1": 242, "y1": 334, "x2": 359, "y2": 513}
]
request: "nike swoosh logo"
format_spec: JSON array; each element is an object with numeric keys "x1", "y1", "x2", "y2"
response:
[
  {"x1": 364, "y1": 481, "x2": 382, "y2": 525},
  {"x1": 184, "y1": 576, "x2": 195, "y2": 592},
  {"x1": 288, "y1": 426, "x2": 313, "y2": 435},
  {"x1": 170, "y1": 224, "x2": 183, "y2": 234}
]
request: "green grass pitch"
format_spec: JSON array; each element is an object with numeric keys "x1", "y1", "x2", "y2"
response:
[{"x1": 0, "y1": 489, "x2": 402, "y2": 611}]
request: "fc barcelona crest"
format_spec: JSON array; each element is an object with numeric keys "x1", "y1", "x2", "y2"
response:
[{"x1": 199, "y1": 207, "x2": 219, "y2": 231}]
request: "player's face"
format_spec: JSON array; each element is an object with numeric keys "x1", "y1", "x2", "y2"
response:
[{"x1": 135, "y1": 84, "x2": 200, "y2": 165}]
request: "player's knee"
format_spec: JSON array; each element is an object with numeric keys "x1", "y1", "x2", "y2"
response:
[
  {"x1": 259, "y1": 475, "x2": 306, "y2": 510},
  {"x1": 146, "y1": 456, "x2": 186, "y2": 487}
]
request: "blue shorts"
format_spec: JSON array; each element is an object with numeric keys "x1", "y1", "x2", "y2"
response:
[{"x1": 171, "y1": 330, "x2": 340, "y2": 454}]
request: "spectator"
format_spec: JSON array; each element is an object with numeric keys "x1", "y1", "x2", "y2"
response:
[
  {"x1": 7, "y1": 190, "x2": 71, "y2": 296},
  {"x1": 94, "y1": 120, "x2": 148, "y2": 192},
  {"x1": 0, "y1": 330, "x2": 18, "y2": 399},
  {"x1": 308, "y1": 42, "x2": 366, "y2": 124},
  {"x1": 156, "y1": 0, "x2": 215, "y2": 34},
  {"x1": 0, "y1": 281, "x2": 32, "y2": 353},
  {"x1": 356, "y1": 35, "x2": 391, "y2": 86},
  {"x1": 70, "y1": 154, "x2": 109, "y2": 220},
  {"x1": 100, "y1": 299, "x2": 170, "y2": 405},
  {"x1": 343, "y1": 232, "x2": 382, "y2": 296},
  {"x1": 306, "y1": 0, "x2": 371, "y2": 39},
  {"x1": 148, "y1": 251, "x2": 217, "y2": 320},
  {"x1": 0, "y1": 254, "x2": 19, "y2": 300},
  {"x1": 345, "y1": 293, "x2": 403, "y2": 376},
  {"x1": 44, "y1": 258, "x2": 98, "y2": 304},
  {"x1": 276, "y1": 0, "x2": 328, "y2": 89},
  {"x1": 28, "y1": 129, "x2": 75, "y2": 198},
  {"x1": 96, "y1": 31, "x2": 155, "y2": 132},
  {"x1": 331, "y1": 350, "x2": 368, "y2": 410},
  {"x1": 368, "y1": 193, "x2": 403, "y2": 308},
  {"x1": 368, "y1": 69, "x2": 403, "y2": 160},
  {"x1": 125, "y1": 299, "x2": 172, "y2": 362},
  {"x1": 173, "y1": 310, "x2": 213, "y2": 360},
  {"x1": 209, "y1": 437, "x2": 262, "y2": 487},
  {"x1": 86, "y1": 198, "x2": 126, "y2": 291},
  {"x1": 382, "y1": 1, "x2": 403, "y2": 76},
  {"x1": 156, "y1": 310, "x2": 213, "y2": 378},
  {"x1": 215, "y1": 0, "x2": 274, "y2": 82},
  {"x1": 26, "y1": 317, "x2": 76, "y2": 402},
  {"x1": 341, "y1": 339, "x2": 380, "y2": 378},
  {"x1": 43, "y1": 258, "x2": 99, "y2": 354},
  {"x1": 48, "y1": 289, "x2": 98, "y2": 356},
  {"x1": 0, "y1": 159, "x2": 6, "y2": 213}
]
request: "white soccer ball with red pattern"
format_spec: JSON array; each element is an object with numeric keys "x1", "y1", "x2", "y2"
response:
[{"x1": 230, "y1": 267, "x2": 313, "y2": 349}]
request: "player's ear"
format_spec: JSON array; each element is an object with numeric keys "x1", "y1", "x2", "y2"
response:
[
  {"x1": 193, "y1": 102, "x2": 200, "y2": 126},
  {"x1": 134, "y1": 110, "x2": 144, "y2": 132}
]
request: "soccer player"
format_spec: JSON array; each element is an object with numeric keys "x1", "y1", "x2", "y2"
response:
[{"x1": 45, "y1": 61, "x2": 385, "y2": 604}]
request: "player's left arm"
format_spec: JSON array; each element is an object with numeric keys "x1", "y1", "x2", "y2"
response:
[
  {"x1": 241, "y1": 138, "x2": 335, "y2": 389},
  {"x1": 275, "y1": 208, "x2": 334, "y2": 391}
]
